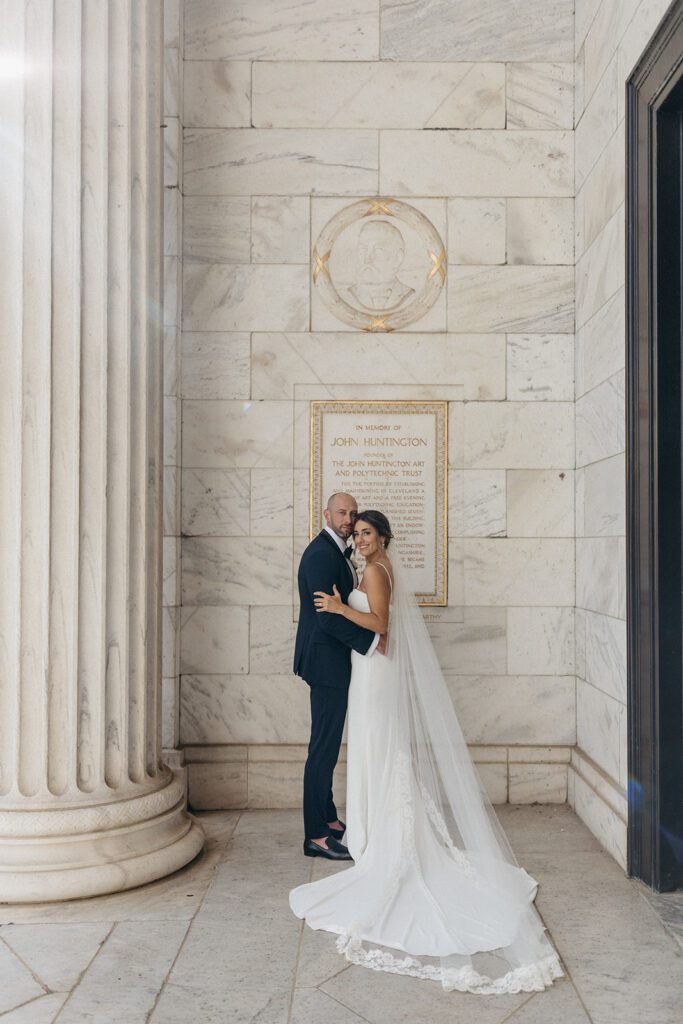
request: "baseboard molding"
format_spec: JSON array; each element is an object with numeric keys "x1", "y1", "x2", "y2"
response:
[{"x1": 569, "y1": 747, "x2": 627, "y2": 870}]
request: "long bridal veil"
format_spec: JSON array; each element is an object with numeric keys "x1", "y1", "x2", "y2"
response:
[{"x1": 334, "y1": 543, "x2": 563, "y2": 994}]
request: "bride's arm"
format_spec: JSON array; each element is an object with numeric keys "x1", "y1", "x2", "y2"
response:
[{"x1": 314, "y1": 563, "x2": 390, "y2": 633}]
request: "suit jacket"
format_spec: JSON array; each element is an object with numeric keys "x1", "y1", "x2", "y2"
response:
[{"x1": 293, "y1": 530, "x2": 376, "y2": 689}]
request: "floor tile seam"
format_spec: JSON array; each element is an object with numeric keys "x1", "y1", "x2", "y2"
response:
[
  {"x1": 0, "y1": 992, "x2": 56, "y2": 1020},
  {"x1": 528, "y1": 902, "x2": 596, "y2": 1023},
  {"x1": 287, "y1": 857, "x2": 315, "y2": 1023},
  {"x1": 317, "y1": 981, "x2": 374, "y2": 1024},
  {"x1": 498, "y1": 991, "x2": 537, "y2": 1023},
  {"x1": 0, "y1": 931, "x2": 51, "y2": 995},
  {"x1": 144, "y1": 917, "x2": 195, "y2": 1024},
  {"x1": 52, "y1": 922, "x2": 116, "y2": 1024}
]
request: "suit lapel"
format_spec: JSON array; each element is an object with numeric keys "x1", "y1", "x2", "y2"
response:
[{"x1": 318, "y1": 530, "x2": 356, "y2": 587}]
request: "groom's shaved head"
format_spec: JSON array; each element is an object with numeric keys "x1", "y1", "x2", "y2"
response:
[{"x1": 324, "y1": 492, "x2": 358, "y2": 540}]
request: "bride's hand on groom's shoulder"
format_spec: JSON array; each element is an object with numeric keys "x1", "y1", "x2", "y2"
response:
[{"x1": 314, "y1": 584, "x2": 344, "y2": 615}]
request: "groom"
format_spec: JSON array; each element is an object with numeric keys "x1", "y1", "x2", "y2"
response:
[{"x1": 294, "y1": 492, "x2": 384, "y2": 860}]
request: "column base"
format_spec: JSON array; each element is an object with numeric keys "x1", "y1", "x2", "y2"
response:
[{"x1": 0, "y1": 773, "x2": 205, "y2": 903}]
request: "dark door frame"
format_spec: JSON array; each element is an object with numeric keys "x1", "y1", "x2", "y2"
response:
[{"x1": 626, "y1": 0, "x2": 683, "y2": 891}]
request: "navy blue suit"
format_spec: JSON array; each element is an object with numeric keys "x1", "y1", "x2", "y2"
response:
[{"x1": 294, "y1": 530, "x2": 375, "y2": 838}]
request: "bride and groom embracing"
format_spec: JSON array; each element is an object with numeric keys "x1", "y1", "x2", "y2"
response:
[{"x1": 290, "y1": 492, "x2": 564, "y2": 995}]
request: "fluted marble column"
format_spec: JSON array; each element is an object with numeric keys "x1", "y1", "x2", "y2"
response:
[{"x1": 0, "y1": 0, "x2": 204, "y2": 902}]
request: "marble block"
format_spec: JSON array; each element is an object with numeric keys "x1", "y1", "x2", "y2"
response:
[
  {"x1": 184, "y1": 0, "x2": 379, "y2": 60},
  {"x1": 181, "y1": 468, "x2": 250, "y2": 536},
  {"x1": 381, "y1": 130, "x2": 573, "y2": 197},
  {"x1": 584, "y1": 609, "x2": 627, "y2": 704},
  {"x1": 162, "y1": 537, "x2": 178, "y2": 607},
  {"x1": 506, "y1": 63, "x2": 574, "y2": 129},
  {"x1": 183, "y1": 196, "x2": 250, "y2": 264},
  {"x1": 449, "y1": 266, "x2": 574, "y2": 332},
  {"x1": 250, "y1": 468, "x2": 294, "y2": 536},
  {"x1": 164, "y1": 187, "x2": 180, "y2": 257},
  {"x1": 575, "y1": 370, "x2": 625, "y2": 468},
  {"x1": 163, "y1": 255, "x2": 179, "y2": 326},
  {"x1": 163, "y1": 466, "x2": 178, "y2": 535},
  {"x1": 380, "y1": 0, "x2": 574, "y2": 61},
  {"x1": 180, "y1": 606, "x2": 249, "y2": 675},
  {"x1": 183, "y1": 61, "x2": 251, "y2": 127},
  {"x1": 507, "y1": 607, "x2": 575, "y2": 675},
  {"x1": 184, "y1": 128, "x2": 378, "y2": 196},
  {"x1": 582, "y1": 0, "x2": 640, "y2": 107},
  {"x1": 464, "y1": 402, "x2": 574, "y2": 468},
  {"x1": 162, "y1": 606, "x2": 178, "y2": 678},
  {"x1": 449, "y1": 469, "x2": 506, "y2": 537},
  {"x1": 188, "y1": 762, "x2": 248, "y2": 810},
  {"x1": 576, "y1": 205, "x2": 623, "y2": 329},
  {"x1": 464, "y1": 538, "x2": 575, "y2": 606},
  {"x1": 182, "y1": 537, "x2": 292, "y2": 605},
  {"x1": 252, "y1": 61, "x2": 505, "y2": 129},
  {"x1": 583, "y1": 452, "x2": 625, "y2": 537},
  {"x1": 182, "y1": 400, "x2": 293, "y2": 470},
  {"x1": 164, "y1": 45, "x2": 179, "y2": 119},
  {"x1": 182, "y1": 263, "x2": 308, "y2": 332},
  {"x1": 251, "y1": 197, "x2": 310, "y2": 264},
  {"x1": 447, "y1": 198, "x2": 506, "y2": 265},
  {"x1": 427, "y1": 606, "x2": 507, "y2": 674},
  {"x1": 476, "y1": 763, "x2": 508, "y2": 804},
  {"x1": 509, "y1": 763, "x2": 567, "y2": 803},
  {"x1": 163, "y1": 117, "x2": 180, "y2": 188},
  {"x1": 250, "y1": 606, "x2": 298, "y2": 675},
  {"x1": 571, "y1": 771, "x2": 627, "y2": 869},
  {"x1": 164, "y1": 0, "x2": 180, "y2": 49},
  {"x1": 180, "y1": 674, "x2": 309, "y2": 744},
  {"x1": 506, "y1": 199, "x2": 573, "y2": 265},
  {"x1": 575, "y1": 287, "x2": 625, "y2": 399},
  {"x1": 575, "y1": 56, "x2": 617, "y2": 189},
  {"x1": 162, "y1": 676, "x2": 179, "y2": 749},
  {"x1": 577, "y1": 679, "x2": 622, "y2": 784},
  {"x1": 507, "y1": 334, "x2": 574, "y2": 400},
  {"x1": 181, "y1": 333, "x2": 250, "y2": 399},
  {"x1": 582, "y1": 121, "x2": 625, "y2": 253},
  {"x1": 163, "y1": 325, "x2": 178, "y2": 397},
  {"x1": 163, "y1": 396, "x2": 177, "y2": 466},
  {"x1": 576, "y1": 537, "x2": 626, "y2": 620},
  {"x1": 507, "y1": 469, "x2": 574, "y2": 536},
  {"x1": 447, "y1": 675, "x2": 576, "y2": 745}
]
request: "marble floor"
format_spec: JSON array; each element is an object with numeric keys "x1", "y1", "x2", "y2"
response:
[{"x1": 0, "y1": 805, "x2": 682, "y2": 1024}]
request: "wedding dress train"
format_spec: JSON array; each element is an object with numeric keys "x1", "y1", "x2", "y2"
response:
[{"x1": 290, "y1": 558, "x2": 563, "y2": 995}]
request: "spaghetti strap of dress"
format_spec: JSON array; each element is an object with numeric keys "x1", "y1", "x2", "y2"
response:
[{"x1": 376, "y1": 561, "x2": 393, "y2": 595}]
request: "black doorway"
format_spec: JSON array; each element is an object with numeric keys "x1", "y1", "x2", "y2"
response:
[{"x1": 627, "y1": 0, "x2": 683, "y2": 891}]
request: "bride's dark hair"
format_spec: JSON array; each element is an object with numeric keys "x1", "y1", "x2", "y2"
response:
[{"x1": 355, "y1": 510, "x2": 393, "y2": 549}]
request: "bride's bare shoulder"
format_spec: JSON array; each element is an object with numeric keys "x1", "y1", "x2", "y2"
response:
[{"x1": 363, "y1": 560, "x2": 393, "y2": 592}]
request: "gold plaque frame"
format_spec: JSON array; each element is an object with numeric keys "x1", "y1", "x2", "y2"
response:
[{"x1": 309, "y1": 400, "x2": 448, "y2": 606}]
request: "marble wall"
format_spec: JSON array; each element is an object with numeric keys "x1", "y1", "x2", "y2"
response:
[
  {"x1": 175, "y1": 0, "x2": 579, "y2": 814},
  {"x1": 570, "y1": 0, "x2": 673, "y2": 869}
]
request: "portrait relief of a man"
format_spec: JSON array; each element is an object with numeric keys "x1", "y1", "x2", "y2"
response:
[{"x1": 346, "y1": 219, "x2": 416, "y2": 312}]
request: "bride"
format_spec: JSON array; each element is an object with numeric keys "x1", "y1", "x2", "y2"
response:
[{"x1": 289, "y1": 510, "x2": 564, "y2": 995}]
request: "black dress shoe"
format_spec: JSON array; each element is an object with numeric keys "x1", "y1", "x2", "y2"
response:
[
  {"x1": 328, "y1": 819, "x2": 346, "y2": 841},
  {"x1": 303, "y1": 836, "x2": 353, "y2": 860}
]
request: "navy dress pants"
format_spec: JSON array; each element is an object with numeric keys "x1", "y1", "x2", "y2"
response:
[{"x1": 303, "y1": 685, "x2": 348, "y2": 839}]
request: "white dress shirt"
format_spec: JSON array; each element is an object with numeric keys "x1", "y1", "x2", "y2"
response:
[{"x1": 324, "y1": 527, "x2": 380, "y2": 656}]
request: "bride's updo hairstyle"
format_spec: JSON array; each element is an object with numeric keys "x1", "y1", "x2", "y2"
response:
[{"x1": 355, "y1": 510, "x2": 393, "y2": 549}]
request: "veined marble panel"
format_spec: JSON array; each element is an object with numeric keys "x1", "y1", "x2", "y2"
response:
[
  {"x1": 252, "y1": 61, "x2": 505, "y2": 129},
  {"x1": 574, "y1": 183, "x2": 585, "y2": 262},
  {"x1": 576, "y1": 537, "x2": 626, "y2": 619},
  {"x1": 575, "y1": 607, "x2": 587, "y2": 680},
  {"x1": 182, "y1": 400, "x2": 293, "y2": 470},
  {"x1": 380, "y1": 0, "x2": 573, "y2": 61},
  {"x1": 182, "y1": 537, "x2": 292, "y2": 605},
  {"x1": 583, "y1": 0, "x2": 640, "y2": 105},
  {"x1": 180, "y1": 606, "x2": 250, "y2": 675},
  {"x1": 250, "y1": 606, "x2": 298, "y2": 675},
  {"x1": 182, "y1": 468, "x2": 250, "y2": 536},
  {"x1": 184, "y1": 0, "x2": 379, "y2": 60},
  {"x1": 251, "y1": 197, "x2": 310, "y2": 264},
  {"x1": 582, "y1": 120, "x2": 625, "y2": 251},
  {"x1": 183, "y1": 61, "x2": 251, "y2": 127},
  {"x1": 506, "y1": 199, "x2": 573, "y2": 265},
  {"x1": 162, "y1": 606, "x2": 178, "y2": 678},
  {"x1": 180, "y1": 675, "x2": 309, "y2": 744},
  {"x1": 252, "y1": 333, "x2": 505, "y2": 401},
  {"x1": 182, "y1": 263, "x2": 308, "y2": 332},
  {"x1": 163, "y1": 256, "x2": 180, "y2": 326},
  {"x1": 164, "y1": 188, "x2": 180, "y2": 257},
  {"x1": 584, "y1": 608, "x2": 627, "y2": 705},
  {"x1": 163, "y1": 537, "x2": 178, "y2": 607},
  {"x1": 464, "y1": 402, "x2": 574, "y2": 468},
  {"x1": 507, "y1": 469, "x2": 575, "y2": 537},
  {"x1": 583, "y1": 452, "x2": 625, "y2": 538},
  {"x1": 576, "y1": 371, "x2": 625, "y2": 468},
  {"x1": 446, "y1": 675, "x2": 576, "y2": 745},
  {"x1": 449, "y1": 469, "x2": 506, "y2": 537},
  {"x1": 427, "y1": 606, "x2": 507, "y2": 674},
  {"x1": 251, "y1": 469, "x2": 294, "y2": 536},
  {"x1": 464, "y1": 539, "x2": 575, "y2": 606},
  {"x1": 506, "y1": 63, "x2": 574, "y2": 129},
  {"x1": 163, "y1": 466, "x2": 178, "y2": 536},
  {"x1": 183, "y1": 197, "x2": 251, "y2": 264},
  {"x1": 508, "y1": 763, "x2": 567, "y2": 803},
  {"x1": 577, "y1": 678, "x2": 622, "y2": 782},
  {"x1": 507, "y1": 607, "x2": 575, "y2": 675},
  {"x1": 164, "y1": 0, "x2": 180, "y2": 48},
  {"x1": 576, "y1": 204, "x2": 624, "y2": 328},
  {"x1": 447, "y1": 198, "x2": 506, "y2": 265},
  {"x1": 162, "y1": 676, "x2": 179, "y2": 749},
  {"x1": 571, "y1": 770, "x2": 626, "y2": 869},
  {"x1": 164, "y1": 47, "x2": 179, "y2": 119},
  {"x1": 164, "y1": 117, "x2": 180, "y2": 188},
  {"x1": 449, "y1": 266, "x2": 574, "y2": 332},
  {"x1": 184, "y1": 129, "x2": 378, "y2": 196},
  {"x1": 477, "y1": 764, "x2": 508, "y2": 804},
  {"x1": 163, "y1": 325, "x2": 179, "y2": 397},
  {"x1": 507, "y1": 334, "x2": 574, "y2": 400},
  {"x1": 575, "y1": 288, "x2": 625, "y2": 398},
  {"x1": 181, "y1": 333, "x2": 250, "y2": 399},
  {"x1": 381, "y1": 130, "x2": 573, "y2": 197},
  {"x1": 163, "y1": 396, "x2": 177, "y2": 466},
  {"x1": 575, "y1": 56, "x2": 617, "y2": 189}
]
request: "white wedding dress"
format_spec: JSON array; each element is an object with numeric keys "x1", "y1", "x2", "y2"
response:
[{"x1": 289, "y1": 558, "x2": 564, "y2": 995}]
